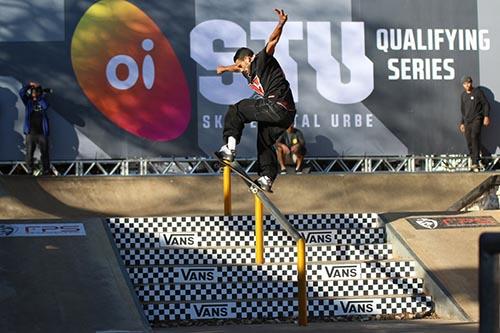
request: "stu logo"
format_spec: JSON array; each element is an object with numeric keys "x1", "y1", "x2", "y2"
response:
[
  {"x1": 191, "y1": 20, "x2": 373, "y2": 105},
  {"x1": 190, "y1": 303, "x2": 236, "y2": 319},
  {"x1": 160, "y1": 233, "x2": 197, "y2": 247}
]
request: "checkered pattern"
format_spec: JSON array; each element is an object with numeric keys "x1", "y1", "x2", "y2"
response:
[
  {"x1": 119, "y1": 243, "x2": 393, "y2": 266},
  {"x1": 126, "y1": 261, "x2": 416, "y2": 285},
  {"x1": 107, "y1": 213, "x2": 380, "y2": 234},
  {"x1": 144, "y1": 295, "x2": 433, "y2": 321},
  {"x1": 108, "y1": 227, "x2": 385, "y2": 249},
  {"x1": 136, "y1": 278, "x2": 423, "y2": 302}
]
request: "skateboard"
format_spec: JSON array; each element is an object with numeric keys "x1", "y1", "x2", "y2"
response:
[{"x1": 214, "y1": 152, "x2": 273, "y2": 194}]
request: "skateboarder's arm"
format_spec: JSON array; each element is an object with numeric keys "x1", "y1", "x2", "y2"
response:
[
  {"x1": 265, "y1": 9, "x2": 288, "y2": 56},
  {"x1": 216, "y1": 64, "x2": 242, "y2": 75}
]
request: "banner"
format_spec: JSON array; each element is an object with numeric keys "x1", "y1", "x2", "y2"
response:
[{"x1": 0, "y1": 0, "x2": 498, "y2": 160}]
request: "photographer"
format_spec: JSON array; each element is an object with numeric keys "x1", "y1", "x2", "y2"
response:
[{"x1": 18, "y1": 81, "x2": 51, "y2": 175}]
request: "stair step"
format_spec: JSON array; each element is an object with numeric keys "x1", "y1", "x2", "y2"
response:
[
  {"x1": 119, "y1": 243, "x2": 393, "y2": 266},
  {"x1": 108, "y1": 213, "x2": 381, "y2": 233},
  {"x1": 135, "y1": 278, "x2": 424, "y2": 302},
  {"x1": 142, "y1": 295, "x2": 433, "y2": 321},
  {"x1": 110, "y1": 227, "x2": 385, "y2": 249},
  {"x1": 126, "y1": 260, "x2": 416, "y2": 284}
]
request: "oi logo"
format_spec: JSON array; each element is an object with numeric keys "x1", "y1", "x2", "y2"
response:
[{"x1": 71, "y1": 0, "x2": 191, "y2": 141}]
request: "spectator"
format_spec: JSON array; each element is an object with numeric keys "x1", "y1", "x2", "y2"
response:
[
  {"x1": 276, "y1": 125, "x2": 306, "y2": 174},
  {"x1": 459, "y1": 76, "x2": 490, "y2": 172},
  {"x1": 19, "y1": 81, "x2": 51, "y2": 175}
]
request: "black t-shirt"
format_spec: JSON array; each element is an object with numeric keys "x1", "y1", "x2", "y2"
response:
[
  {"x1": 244, "y1": 47, "x2": 295, "y2": 111},
  {"x1": 29, "y1": 100, "x2": 44, "y2": 135},
  {"x1": 460, "y1": 87, "x2": 490, "y2": 124}
]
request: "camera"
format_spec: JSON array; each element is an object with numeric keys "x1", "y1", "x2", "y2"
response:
[{"x1": 26, "y1": 84, "x2": 53, "y2": 98}]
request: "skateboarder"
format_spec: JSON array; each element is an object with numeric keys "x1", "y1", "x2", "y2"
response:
[{"x1": 215, "y1": 8, "x2": 296, "y2": 192}]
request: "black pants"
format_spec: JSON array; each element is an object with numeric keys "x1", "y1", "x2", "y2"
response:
[
  {"x1": 26, "y1": 133, "x2": 50, "y2": 172},
  {"x1": 464, "y1": 117, "x2": 483, "y2": 164},
  {"x1": 223, "y1": 98, "x2": 295, "y2": 180}
]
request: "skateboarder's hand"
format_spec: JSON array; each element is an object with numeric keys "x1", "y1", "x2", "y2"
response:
[
  {"x1": 483, "y1": 116, "x2": 490, "y2": 127},
  {"x1": 459, "y1": 123, "x2": 465, "y2": 133},
  {"x1": 274, "y1": 8, "x2": 288, "y2": 25}
]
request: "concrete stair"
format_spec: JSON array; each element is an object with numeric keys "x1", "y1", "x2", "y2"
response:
[{"x1": 107, "y1": 213, "x2": 433, "y2": 323}]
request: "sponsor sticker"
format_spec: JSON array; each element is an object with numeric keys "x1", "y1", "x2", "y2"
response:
[
  {"x1": 159, "y1": 233, "x2": 199, "y2": 247},
  {"x1": 300, "y1": 230, "x2": 334, "y2": 244},
  {"x1": 189, "y1": 302, "x2": 237, "y2": 319},
  {"x1": 321, "y1": 264, "x2": 361, "y2": 280},
  {"x1": 174, "y1": 267, "x2": 220, "y2": 283},
  {"x1": 407, "y1": 216, "x2": 500, "y2": 230},
  {"x1": 0, "y1": 223, "x2": 86, "y2": 237},
  {"x1": 334, "y1": 298, "x2": 382, "y2": 316}
]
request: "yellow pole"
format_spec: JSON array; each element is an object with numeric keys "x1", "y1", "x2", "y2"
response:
[
  {"x1": 255, "y1": 195, "x2": 264, "y2": 264},
  {"x1": 223, "y1": 165, "x2": 231, "y2": 216},
  {"x1": 297, "y1": 238, "x2": 308, "y2": 326}
]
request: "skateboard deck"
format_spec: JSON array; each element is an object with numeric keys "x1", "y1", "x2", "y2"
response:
[{"x1": 214, "y1": 153, "x2": 273, "y2": 194}]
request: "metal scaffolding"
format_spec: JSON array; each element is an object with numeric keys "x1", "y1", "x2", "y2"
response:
[{"x1": 1, "y1": 155, "x2": 499, "y2": 176}]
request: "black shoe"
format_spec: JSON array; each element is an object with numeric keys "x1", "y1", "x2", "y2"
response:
[
  {"x1": 295, "y1": 165, "x2": 303, "y2": 174},
  {"x1": 280, "y1": 168, "x2": 287, "y2": 175}
]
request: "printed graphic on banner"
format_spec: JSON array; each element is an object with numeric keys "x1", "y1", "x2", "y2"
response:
[
  {"x1": 174, "y1": 267, "x2": 221, "y2": 283},
  {"x1": 300, "y1": 230, "x2": 334, "y2": 244},
  {"x1": 71, "y1": 0, "x2": 191, "y2": 141},
  {"x1": 0, "y1": 223, "x2": 86, "y2": 237},
  {"x1": 189, "y1": 302, "x2": 237, "y2": 319},
  {"x1": 159, "y1": 233, "x2": 199, "y2": 247},
  {"x1": 334, "y1": 298, "x2": 382, "y2": 316},
  {"x1": 407, "y1": 216, "x2": 500, "y2": 230},
  {"x1": 321, "y1": 264, "x2": 362, "y2": 280}
]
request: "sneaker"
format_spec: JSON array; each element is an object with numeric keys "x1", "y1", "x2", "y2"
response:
[
  {"x1": 256, "y1": 176, "x2": 273, "y2": 192},
  {"x1": 280, "y1": 168, "x2": 287, "y2": 175},
  {"x1": 471, "y1": 164, "x2": 479, "y2": 173},
  {"x1": 295, "y1": 165, "x2": 303, "y2": 174},
  {"x1": 216, "y1": 144, "x2": 235, "y2": 162}
]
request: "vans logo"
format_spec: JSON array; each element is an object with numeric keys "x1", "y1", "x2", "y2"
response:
[
  {"x1": 300, "y1": 230, "x2": 334, "y2": 244},
  {"x1": 334, "y1": 299, "x2": 381, "y2": 315},
  {"x1": 174, "y1": 267, "x2": 219, "y2": 282},
  {"x1": 159, "y1": 233, "x2": 198, "y2": 247},
  {"x1": 190, "y1": 303, "x2": 236, "y2": 319},
  {"x1": 322, "y1": 264, "x2": 361, "y2": 280}
]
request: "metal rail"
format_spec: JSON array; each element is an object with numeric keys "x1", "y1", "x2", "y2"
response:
[{"x1": 2, "y1": 154, "x2": 499, "y2": 176}]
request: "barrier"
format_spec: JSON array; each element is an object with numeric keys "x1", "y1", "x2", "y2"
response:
[{"x1": 479, "y1": 233, "x2": 500, "y2": 333}]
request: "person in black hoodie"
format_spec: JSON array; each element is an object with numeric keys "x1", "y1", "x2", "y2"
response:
[
  {"x1": 459, "y1": 76, "x2": 490, "y2": 172},
  {"x1": 19, "y1": 81, "x2": 51, "y2": 175}
]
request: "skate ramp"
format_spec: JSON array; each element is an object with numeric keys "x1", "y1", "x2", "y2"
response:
[
  {"x1": 383, "y1": 210, "x2": 500, "y2": 322},
  {"x1": 0, "y1": 172, "x2": 493, "y2": 219},
  {"x1": 0, "y1": 218, "x2": 150, "y2": 332}
]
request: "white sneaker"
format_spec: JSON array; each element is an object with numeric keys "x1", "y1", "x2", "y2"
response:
[
  {"x1": 256, "y1": 176, "x2": 273, "y2": 192},
  {"x1": 216, "y1": 144, "x2": 235, "y2": 162}
]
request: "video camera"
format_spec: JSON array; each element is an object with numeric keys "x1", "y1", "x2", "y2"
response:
[{"x1": 26, "y1": 84, "x2": 53, "y2": 98}]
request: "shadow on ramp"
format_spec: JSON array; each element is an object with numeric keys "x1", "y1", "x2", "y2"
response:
[{"x1": 0, "y1": 218, "x2": 150, "y2": 332}]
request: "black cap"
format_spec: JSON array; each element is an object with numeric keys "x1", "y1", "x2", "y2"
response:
[{"x1": 461, "y1": 75, "x2": 472, "y2": 84}]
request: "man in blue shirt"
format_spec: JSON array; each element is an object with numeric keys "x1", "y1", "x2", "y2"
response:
[{"x1": 19, "y1": 82, "x2": 50, "y2": 175}]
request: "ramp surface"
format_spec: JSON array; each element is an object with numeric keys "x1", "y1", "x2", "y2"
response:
[
  {"x1": 0, "y1": 172, "x2": 493, "y2": 219},
  {"x1": 383, "y1": 210, "x2": 500, "y2": 321},
  {"x1": 0, "y1": 218, "x2": 150, "y2": 333}
]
